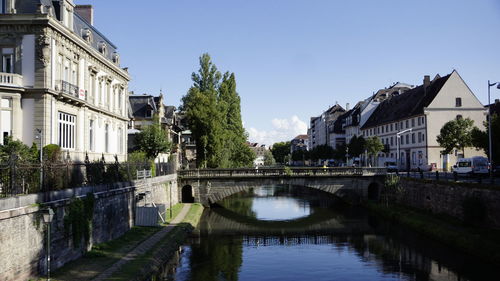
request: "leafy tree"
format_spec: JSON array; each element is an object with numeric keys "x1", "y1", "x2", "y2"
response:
[
  {"x1": 270, "y1": 141, "x2": 290, "y2": 164},
  {"x1": 263, "y1": 150, "x2": 276, "y2": 166},
  {"x1": 471, "y1": 114, "x2": 500, "y2": 164},
  {"x1": 310, "y1": 144, "x2": 335, "y2": 161},
  {"x1": 135, "y1": 116, "x2": 172, "y2": 160},
  {"x1": 182, "y1": 53, "x2": 253, "y2": 168},
  {"x1": 365, "y1": 136, "x2": 384, "y2": 165},
  {"x1": 436, "y1": 118, "x2": 475, "y2": 156},
  {"x1": 291, "y1": 150, "x2": 306, "y2": 162},
  {"x1": 333, "y1": 144, "x2": 347, "y2": 161},
  {"x1": 0, "y1": 136, "x2": 38, "y2": 162},
  {"x1": 348, "y1": 135, "x2": 366, "y2": 158}
]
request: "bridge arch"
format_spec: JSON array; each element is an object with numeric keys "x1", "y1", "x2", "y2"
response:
[{"x1": 181, "y1": 185, "x2": 195, "y2": 203}]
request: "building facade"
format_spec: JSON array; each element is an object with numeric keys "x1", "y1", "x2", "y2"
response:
[
  {"x1": 361, "y1": 71, "x2": 486, "y2": 170},
  {"x1": 0, "y1": 1, "x2": 130, "y2": 162}
]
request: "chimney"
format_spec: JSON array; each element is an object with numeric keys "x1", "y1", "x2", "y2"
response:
[
  {"x1": 346, "y1": 103, "x2": 350, "y2": 111},
  {"x1": 423, "y1": 75, "x2": 430, "y2": 95},
  {"x1": 75, "y1": 5, "x2": 94, "y2": 25}
]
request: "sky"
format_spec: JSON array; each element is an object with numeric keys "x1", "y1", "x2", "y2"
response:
[{"x1": 78, "y1": 0, "x2": 500, "y2": 146}]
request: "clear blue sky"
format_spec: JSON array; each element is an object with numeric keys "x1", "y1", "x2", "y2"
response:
[{"x1": 79, "y1": 0, "x2": 500, "y2": 145}]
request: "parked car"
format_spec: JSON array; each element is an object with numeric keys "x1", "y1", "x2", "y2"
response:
[
  {"x1": 452, "y1": 157, "x2": 489, "y2": 175},
  {"x1": 384, "y1": 161, "x2": 398, "y2": 172}
]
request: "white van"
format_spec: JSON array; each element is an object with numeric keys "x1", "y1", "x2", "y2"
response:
[{"x1": 452, "y1": 157, "x2": 489, "y2": 175}]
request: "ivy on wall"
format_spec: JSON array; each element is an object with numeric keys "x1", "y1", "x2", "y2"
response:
[{"x1": 64, "y1": 192, "x2": 95, "y2": 248}]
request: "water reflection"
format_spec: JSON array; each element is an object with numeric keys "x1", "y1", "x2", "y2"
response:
[{"x1": 156, "y1": 185, "x2": 499, "y2": 281}]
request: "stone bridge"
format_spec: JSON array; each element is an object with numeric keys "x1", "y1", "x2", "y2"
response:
[{"x1": 178, "y1": 167, "x2": 386, "y2": 207}]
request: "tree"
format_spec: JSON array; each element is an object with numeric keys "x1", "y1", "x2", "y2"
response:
[
  {"x1": 348, "y1": 135, "x2": 366, "y2": 158},
  {"x1": 365, "y1": 136, "x2": 384, "y2": 166},
  {"x1": 271, "y1": 141, "x2": 290, "y2": 164},
  {"x1": 436, "y1": 118, "x2": 475, "y2": 156},
  {"x1": 181, "y1": 53, "x2": 253, "y2": 168},
  {"x1": 135, "y1": 117, "x2": 172, "y2": 160},
  {"x1": 0, "y1": 136, "x2": 38, "y2": 162},
  {"x1": 310, "y1": 144, "x2": 335, "y2": 161},
  {"x1": 472, "y1": 114, "x2": 500, "y2": 164},
  {"x1": 263, "y1": 150, "x2": 276, "y2": 166}
]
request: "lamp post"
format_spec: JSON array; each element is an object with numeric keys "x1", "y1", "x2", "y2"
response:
[
  {"x1": 396, "y1": 128, "x2": 412, "y2": 171},
  {"x1": 42, "y1": 207, "x2": 54, "y2": 281},
  {"x1": 488, "y1": 81, "x2": 500, "y2": 181},
  {"x1": 35, "y1": 129, "x2": 43, "y2": 190}
]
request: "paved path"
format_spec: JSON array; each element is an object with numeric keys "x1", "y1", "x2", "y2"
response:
[{"x1": 93, "y1": 204, "x2": 192, "y2": 281}]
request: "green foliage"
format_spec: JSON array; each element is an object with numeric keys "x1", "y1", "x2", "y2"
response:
[
  {"x1": 309, "y1": 144, "x2": 334, "y2": 161},
  {"x1": 382, "y1": 174, "x2": 403, "y2": 206},
  {"x1": 135, "y1": 116, "x2": 171, "y2": 160},
  {"x1": 437, "y1": 117, "x2": 475, "y2": 156},
  {"x1": 64, "y1": 193, "x2": 95, "y2": 248},
  {"x1": 365, "y1": 136, "x2": 384, "y2": 157},
  {"x1": 270, "y1": 141, "x2": 291, "y2": 164},
  {"x1": 0, "y1": 136, "x2": 39, "y2": 162},
  {"x1": 348, "y1": 135, "x2": 366, "y2": 158},
  {"x1": 462, "y1": 196, "x2": 486, "y2": 226},
  {"x1": 263, "y1": 150, "x2": 276, "y2": 166},
  {"x1": 284, "y1": 166, "x2": 292, "y2": 176},
  {"x1": 181, "y1": 53, "x2": 252, "y2": 168},
  {"x1": 471, "y1": 114, "x2": 500, "y2": 164}
]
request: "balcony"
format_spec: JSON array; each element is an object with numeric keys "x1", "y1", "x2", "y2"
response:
[
  {"x1": 0, "y1": 72, "x2": 23, "y2": 88},
  {"x1": 59, "y1": 80, "x2": 79, "y2": 98}
]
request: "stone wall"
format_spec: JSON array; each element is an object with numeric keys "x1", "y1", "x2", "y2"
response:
[
  {"x1": 0, "y1": 174, "x2": 179, "y2": 281},
  {"x1": 395, "y1": 179, "x2": 500, "y2": 229}
]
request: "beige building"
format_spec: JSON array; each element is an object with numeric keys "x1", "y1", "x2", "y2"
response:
[
  {"x1": 361, "y1": 71, "x2": 486, "y2": 170},
  {"x1": 0, "y1": 1, "x2": 130, "y2": 162}
]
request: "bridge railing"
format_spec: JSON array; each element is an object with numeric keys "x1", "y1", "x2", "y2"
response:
[{"x1": 178, "y1": 167, "x2": 386, "y2": 178}]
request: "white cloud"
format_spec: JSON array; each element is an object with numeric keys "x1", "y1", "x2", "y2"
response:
[{"x1": 247, "y1": 115, "x2": 307, "y2": 146}]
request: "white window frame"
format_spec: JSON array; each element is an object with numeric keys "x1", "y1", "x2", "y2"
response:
[
  {"x1": 58, "y1": 112, "x2": 76, "y2": 149},
  {"x1": 89, "y1": 119, "x2": 94, "y2": 151}
]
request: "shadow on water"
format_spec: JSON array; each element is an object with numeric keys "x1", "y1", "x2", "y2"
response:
[{"x1": 152, "y1": 185, "x2": 500, "y2": 281}]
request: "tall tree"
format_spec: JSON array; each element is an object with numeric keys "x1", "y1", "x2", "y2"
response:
[
  {"x1": 270, "y1": 141, "x2": 291, "y2": 164},
  {"x1": 365, "y1": 136, "x2": 384, "y2": 166},
  {"x1": 135, "y1": 116, "x2": 172, "y2": 159},
  {"x1": 348, "y1": 135, "x2": 366, "y2": 158},
  {"x1": 436, "y1": 118, "x2": 475, "y2": 156},
  {"x1": 471, "y1": 114, "x2": 500, "y2": 164},
  {"x1": 181, "y1": 53, "x2": 253, "y2": 168}
]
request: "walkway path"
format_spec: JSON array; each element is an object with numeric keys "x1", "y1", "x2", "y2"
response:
[{"x1": 93, "y1": 204, "x2": 192, "y2": 281}]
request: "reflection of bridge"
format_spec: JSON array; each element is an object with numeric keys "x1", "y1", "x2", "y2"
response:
[
  {"x1": 198, "y1": 206, "x2": 374, "y2": 237},
  {"x1": 178, "y1": 167, "x2": 386, "y2": 207}
]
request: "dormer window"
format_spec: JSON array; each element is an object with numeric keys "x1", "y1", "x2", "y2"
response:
[
  {"x1": 112, "y1": 52, "x2": 120, "y2": 65},
  {"x1": 82, "y1": 28, "x2": 92, "y2": 43},
  {"x1": 98, "y1": 41, "x2": 107, "y2": 55}
]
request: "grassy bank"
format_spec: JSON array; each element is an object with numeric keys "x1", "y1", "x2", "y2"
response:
[
  {"x1": 365, "y1": 202, "x2": 500, "y2": 264},
  {"x1": 52, "y1": 226, "x2": 162, "y2": 281},
  {"x1": 109, "y1": 203, "x2": 204, "y2": 280}
]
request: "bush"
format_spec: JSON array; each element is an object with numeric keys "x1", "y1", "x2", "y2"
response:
[{"x1": 462, "y1": 196, "x2": 486, "y2": 226}]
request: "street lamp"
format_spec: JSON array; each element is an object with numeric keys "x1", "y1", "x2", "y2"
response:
[
  {"x1": 396, "y1": 128, "x2": 412, "y2": 171},
  {"x1": 488, "y1": 81, "x2": 500, "y2": 181},
  {"x1": 42, "y1": 207, "x2": 54, "y2": 281}
]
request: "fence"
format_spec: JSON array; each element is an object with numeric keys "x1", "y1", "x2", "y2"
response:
[
  {"x1": 0, "y1": 158, "x2": 177, "y2": 197},
  {"x1": 396, "y1": 170, "x2": 498, "y2": 185}
]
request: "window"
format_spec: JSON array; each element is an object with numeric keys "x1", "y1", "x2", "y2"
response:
[
  {"x1": 406, "y1": 120, "x2": 409, "y2": 128},
  {"x1": 390, "y1": 137, "x2": 394, "y2": 146},
  {"x1": 118, "y1": 127, "x2": 123, "y2": 154},
  {"x1": 58, "y1": 112, "x2": 76, "y2": 149},
  {"x1": 90, "y1": 74, "x2": 96, "y2": 104},
  {"x1": 406, "y1": 134, "x2": 409, "y2": 144},
  {"x1": 412, "y1": 152, "x2": 417, "y2": 165},
  {"x1": 412, "y1": 133, "x2": 415, "y2": 144},
  {"x1": 0, "y1": 98, "x2": 12, "y2": 144},
  {"x1": 400, "y1": 152, "x2": 405, "y2": 164},
  {"x1": 2, "y1": 49, "x2": 13, "y2": 73},
  {"x1": 456, "y1": 97, "x2": 462, "y2": 107},
  {"x1": 382, "y1": 126, "x2": 384, "y2": 133},
  {"x1": 395, "y1": 123, "x2": 398, "y2": 130},
  {"x1": 105, "y1": 124, "x2": 109, "y2": 153},
  {"x1": 89, "y1": 120, "x2": 94, "y2": 151},
  {"x1": 390, "y1": 123, "x2": 393, "y2": 131},
  {"x1": 0, "y1": 0, "x2": 5, "y2": 14},
  {"x1": 417, "y1": 117, "x2": 421, "y2": 126},
  {"x1": 418, "y1": 151, "x2": 423, "y2": 165},
  {"x1": 418, "y1": 132, "x2": 422, "y2": 143},
  {"x1": 411, "y1": 118, "x2": 415, "y2": 127},
  {"x1": 401, "y1": 136, "x2": 404, "y2": 145}
]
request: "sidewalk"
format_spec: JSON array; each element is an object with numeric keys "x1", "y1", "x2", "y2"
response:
[{"x1": 93, "y1": 204, "x2": 192, "y2": 281}]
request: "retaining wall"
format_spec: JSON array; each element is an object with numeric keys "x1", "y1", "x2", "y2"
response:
[{"x1": 0, "y1": 174, "x2": 179, "y2": 281}]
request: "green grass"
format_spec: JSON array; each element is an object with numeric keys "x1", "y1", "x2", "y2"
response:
[
  {"x1": 365, "y1": 202, "x2": 500, "y2": 264},
  {"x1": 164, "y1": 203, "x2": 184, "y2": 223},
  {"x1": 51, "y1": 226, "x2": 161, "y2": 281},
  {"x1": 108, "y1": 204, "x2": 204, "y2": 280}
]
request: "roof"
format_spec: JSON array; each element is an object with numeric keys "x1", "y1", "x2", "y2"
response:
[
  {"x1": 293, "y1": 134, "x2": 308, "y2": 140},
  {"x1": 129, "y1": 95, "x2": 157, "y2": 118},
  {"x1": 362, "y1": 74, "x2": 451, "y2": 129}
]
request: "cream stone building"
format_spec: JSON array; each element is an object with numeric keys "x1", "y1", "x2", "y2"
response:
[
  {"x1": 0, "y1": 1, "x2": 130, "y2": 162},
  {"x1": 361, "y1": 71, "x2": 486, "y2": 171}
]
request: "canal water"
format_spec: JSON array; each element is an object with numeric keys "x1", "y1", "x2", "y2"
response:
[{"x1": 154, "y1": 185, "x2": 498, "y2": 281}]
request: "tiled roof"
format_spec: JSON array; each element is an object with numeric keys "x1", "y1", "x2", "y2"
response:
[
  {"x1": 362, "y1": 74, "x2": 451, "y2": 129},
  {"x1": 129, "y1": 95, "x2": 156, "y2": 118}
]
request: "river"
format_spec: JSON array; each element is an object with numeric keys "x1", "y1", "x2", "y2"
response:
[{"x1": 154, "y1": 185, "x2": 498, "y2": 281}]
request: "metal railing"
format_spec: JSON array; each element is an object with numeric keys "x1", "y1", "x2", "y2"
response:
[
  {"x1": 396, "y1": 170, "x2": 499, "y2": 185},
  {"x1": 0, "y1": 72, "x2": 22, "y2": 87},
  {"x1": 60, "y1": 80, "x2": 79, "y2": 97},
  {"x1": 178, "y1": 167, "x2": 387, "y2": 179},
  {"x1": 0, "y1": 159, "x2": 177, "y2": 198}
]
